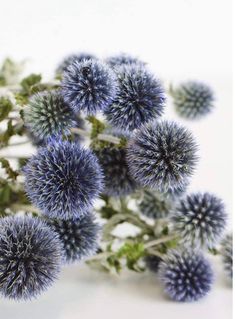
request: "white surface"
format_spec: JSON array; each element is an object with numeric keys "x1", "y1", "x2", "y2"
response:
[{"x1": 0, "y1": 0, "x2": 233, "y2": 318}]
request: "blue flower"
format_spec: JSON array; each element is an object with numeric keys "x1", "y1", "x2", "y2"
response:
[
  {"x1": 159, "y1": 249, "x2": 213, "y2": 302},
  {"x1": 62, "y1": 59, "x2": 117, "y2": 114},
  {"x1": 170, "y1": 81, "x2": 214, "y2": 119},
  {"x1": 23, "y1": 140, "x2": 103, "y2": 220},
  {"x1": 104, "y1": 64, "x2": 165, "y2": 131},
  {"x1": 56, "y1": 53, "x2": 97, "y2": 75},
  {"x1": 0, "y1": 216, "x2": 62, "y2": 300},
  {"x1": 106, "y1": 53, "x2": 145, "y2": 68},
  {"x1": 139, "y1": 190, "x2": 172, "y2": 219},
  {"x1": 94, "y1": 130, "x2": 138, "y2": 196},
  {"x1": 48, "y1": 212, "x2": 100, "y2": 263},
  {"x1": 23, "y1": 91, "x2": 76, "y2": 142},
  {"x1": 172, "y1": 193, "x2": 227, "y2": 248},
  {"x1": 127, "y1": 120, "x2": 198, "y2": 194}
]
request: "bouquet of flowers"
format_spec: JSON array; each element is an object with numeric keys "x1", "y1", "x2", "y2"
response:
[{"x1": 0, "y1": 54, "x2": 232, "y2": 302}]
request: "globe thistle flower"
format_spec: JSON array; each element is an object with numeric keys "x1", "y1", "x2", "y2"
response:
[
  {"x1": 159, "y1": 249, "x2": 213, "y2": 302},
  {"x1": 48, "y1": 212, "x2": 100, "y2": 263},
  {"x1": 56, "y1": 53, "x2": 96, "y2": 75},
  {"x1": 106, "y1": 53, "x2": 144, "y2": 68},
  {"x1": 127, "y1": 121, "x2": 198, "y2": 194},
  {"x1": 24, "y1": 91, "x2": 76, "y2": 141},
  {"x1": 0, "y1": 216, "x2": 62, "y2": 300},
  {"x1": 104, "y1": 64, "x2": 166, "y2": 131},
  {"x1": 172, "y1": 193, "x2": 227, "y2": 248},
  {"x1": 145, "y1": 255, "x2": 162, "y2": 273},
  {"x1": 139, "y1": 190, "x2": 172, "y2": 219},
  {"x1": 23, "y1": 140, "x2": 103, "y2": 220},
  {"x1": 94, "y1": 131, "x2": 137, "y2": 196},
  {"x1": 170, "y1": 81, "x2": 214, "y2": 119},
  {"x1": 61, "y1": 59, "x2": 117, "y2": 114},
  {"x1": 221, "y1": 234, "x2": 233, "y2": 279}
]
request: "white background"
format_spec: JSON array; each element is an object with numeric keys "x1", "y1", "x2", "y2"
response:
[{"x1": 0, "y1": 0, "x2": 233, "y2": 318}]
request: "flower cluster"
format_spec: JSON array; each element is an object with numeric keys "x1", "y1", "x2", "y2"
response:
[{"x1": 0, "y1": 53, "x2": 230, "y2": 304}]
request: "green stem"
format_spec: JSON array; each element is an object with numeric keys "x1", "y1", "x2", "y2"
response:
[{"x1": 144, "y1": 234, "x2": 178, "y2": 248}]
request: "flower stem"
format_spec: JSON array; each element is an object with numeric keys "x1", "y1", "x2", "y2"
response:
[{"x1": 144, "y1": 234, "x2": 178, "y2": 248}]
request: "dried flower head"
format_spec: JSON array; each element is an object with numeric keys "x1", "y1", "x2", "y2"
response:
[
  {"x1": 170, "y1": 81, "x2": 214, "y2": 119},
  {"x1": 172, "y1": 193, "x2": 227, "y2": 248},
  {"x1": 48, "y1": 212, "x2": 100, "y2": 263},
  {"x1": 104, "y1": 64, "x2": 165, "y2": 131},
  {"x1": 23, "y1": 140, "x2": 103, "y2": 220},
  {"x1": 0, "y1": 216, "x2": 62, "y2": 300},
  {"x1": 127, "y1": 120, "x2": 198, "y2": 194},
  {"x1": 62, "y1": 59, "x2": 117, "y2": 114},
  {"x1": 159, "y1": 249, "x2": 213, "y2": 302}
]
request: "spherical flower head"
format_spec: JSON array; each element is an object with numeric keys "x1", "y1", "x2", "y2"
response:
[
  {"x1": 94, "y1": 130, "x2": 138, "y2": 196},
  {"x1": 145, "y1": 255, "x2": 162, "y2": 273},
  {"x1": 159, "y1": 249, "x2": 213, "y2": 302},
  {"x1": 172, "y1": 193, "x2": 227, "y2": 248},
  {"x1": 23, "y1": 140, "x2": 103, "y2": 220},
  {"x1": 48, "y1": 212, "x2": 100, "y2": 263},
  {"x1": 171, "y1": 81, "x2": 214, "y2": 119},
  {"x1": 24, "y1": 91, "x2": 76, "y2": 141},
  {"x1": 104, "y1": 64, "x2": 166, "y2": 131},
  {"x1": 127, "y1": 120, "x2": 198, "y2": 194},
  {"x1": 56, "y1": 53, "x2": 96, "y2": 75},
  {"x1": 139, "y1": 190, "x2": 172, "y2": 219},
  {"x1": 61, "y1": 59, "x2": 117, "y2": 114},
  {"x1": 106, "y1": 53, "x2": 145, "y2": 68},
  {"x1": 0, "y1": 216, "x2": 62, "y2": 300},
  {"x1": 221, "y1": 234, "x2": 233, "y2": 280}
]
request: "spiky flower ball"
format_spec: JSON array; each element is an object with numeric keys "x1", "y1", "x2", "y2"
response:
[
  {"x1": 139, "y1": 190, "x2": 172, "y2": 219},
  {"x1": 104, "y1": 64, "x2": 165, "y2": 131},
  {"x1": 172, "y1": 193, "x2": 226, "y2": 248},
  {"x1": 159, "y1": 249, "x2": 213, "y2": 302},
  {"x1": 145, "y1": 255, "x2": 162, "y2": 273},
  {"x1": 127, "y1": 121, "x2": 198, "y2": 194},
  {"x1": 24, "y1": 91, "x2": 76, "y2": 141},
  {"x1": 221, "y1": 234, "x2": 233, "y2": 279},
  {"x1": 48, "y1": 212, "x2": 100, "y2": 263},
  {"x1": 0, "y1": 216, "x2": 62, "y2": 300},
  {"x1": 170, "y1": 81, "x2": 214, "y2": 119},
  {"x1": 23, "y1": 140, "x2": 103, "y2": 220},
  {"x1": 106, "y1": 53, "x2": 144, "y2": 68},
  {"x1": 94, "y1": 131, "x2": 137, "y2": 196},
  {"x1": 56, "y1": 53, "x2": 96, "y2": 75},
  {"x1": 62, "y1": 59, "x2": 117, "y2": 114}
]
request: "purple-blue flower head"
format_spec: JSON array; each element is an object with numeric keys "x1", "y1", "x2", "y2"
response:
[
  {"x1": 127, "y1": 120, "x2": 198, "y2": 194},
  {"x1": 56, "y1": 52, "x2": 97, "y2": 75},
  {"x1": 172, "y1": 193, "x2": 227, "y2": 248},
  {"x1": 0, "y1": 216, "x2": 62, "y2": 300},
  {"x1": 104, "y1": 64, "x2": 166, "y2": 131},
  {"x1": 48, "y1": 212, "x2": 100, "y2": 263},
  {"x1": 159, "y1": 249, "x2": 213, "y2": 302},
  {"x1": 24, "y1": 91, "x2": 77, "y2": 142},
  {"x1": 106, "y1": 53, "x2": 145, "y2": 68},
  {"x1": 23, "y1": 140, "x2": 103, "y2": 220},
  {"x1": 61, "y1": 59, "x2": 117, "y2": 114}
]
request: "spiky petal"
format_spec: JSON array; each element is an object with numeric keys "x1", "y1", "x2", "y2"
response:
[
  {"x1": 23, "y1": 140, "x2": 103, "y2": 220},
  {"x1": 159, "y1": 249, "x2": 213, "y2": 302},
  {"x1": 172, "y1": 193, "x2": 227, "y2": 248},
  {"x1": 127, "y1": 120, "x2": 198, "y2": 194},
  {"x1": 0, "y1": 216, "x2": 62, "y2": 300},
  {"x1": 56, "y1": 53, "x2": 96, "y2": 75}
]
